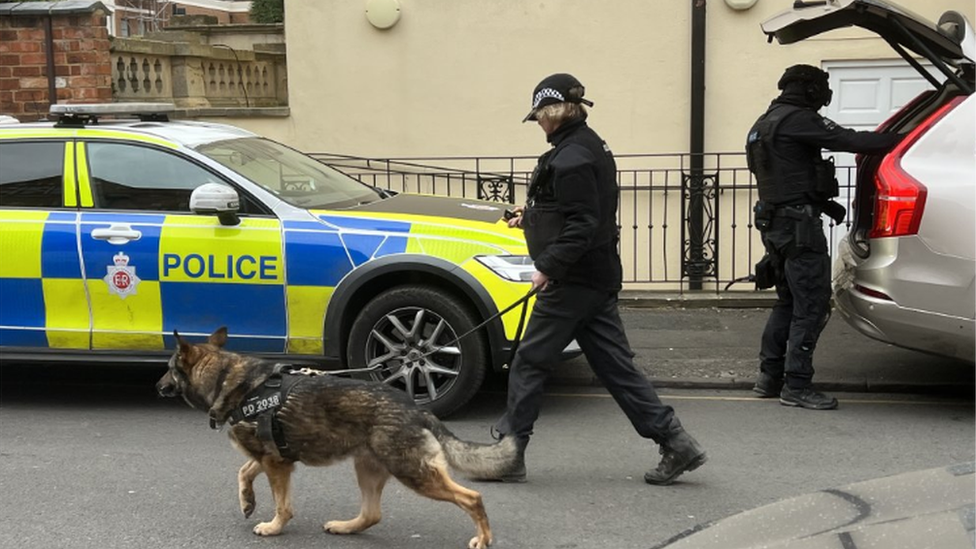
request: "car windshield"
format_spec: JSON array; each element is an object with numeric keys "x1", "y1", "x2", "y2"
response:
[{"x1": 196, "y1": 137, "x2": 382, "y2": 209}]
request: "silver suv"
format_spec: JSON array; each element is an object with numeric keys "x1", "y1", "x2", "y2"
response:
[{"x1": 763, "y1": 0, "x2": 975, "y2": 363}]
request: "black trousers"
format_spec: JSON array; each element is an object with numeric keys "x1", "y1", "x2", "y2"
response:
[
  {"x1": 493, "y1": 282, "x2": 674, "y2": 444},
  {"x1": 758, "y1": 215, "x2": 832, "y2": 389}
]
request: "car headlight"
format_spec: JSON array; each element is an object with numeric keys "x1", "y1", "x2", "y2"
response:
[{"x1": 476, "y1": 255, "x2": 535, "y2": 282}]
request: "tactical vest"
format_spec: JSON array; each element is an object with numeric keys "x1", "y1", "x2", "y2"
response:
[
  {"x1": 746, "y1": 103, "x2": 831, "y2": 205},
  {"x1": 522, "y1": 148, "x2": 563, "y2": 259}
]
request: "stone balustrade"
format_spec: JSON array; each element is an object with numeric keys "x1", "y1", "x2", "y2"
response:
[{"x1": 111, "y1": 27, "x2": 287, "y2": 112}]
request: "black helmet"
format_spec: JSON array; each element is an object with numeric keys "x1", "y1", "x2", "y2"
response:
[{"x1": 777, "y1": 64, "x2": 832, "y2": 107}]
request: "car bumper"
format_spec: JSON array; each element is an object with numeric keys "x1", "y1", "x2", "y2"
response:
[{"x1": 832, "y1": 239, "x2": 975, "y2": 362}]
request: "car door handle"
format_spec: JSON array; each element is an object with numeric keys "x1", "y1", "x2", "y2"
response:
[{"x1": 91, "y1": 224, "x2": 142, "y2": 245}]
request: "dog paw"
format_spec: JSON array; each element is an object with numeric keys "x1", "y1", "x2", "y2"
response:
[
  {"x1": 241, "y1": 501, "x2": 255, "y2": 519},
  {"x1": 240, "y1": 492, "x2": 256, "y2": 518},
  {"x1": 468, "y1": 535, "x2": 491, "y2": 549},
  {"x1": 252, "y1": 522, "x2": 281, "y2": 536},
  {"x1": 324, "y1": 519, "x2": 359, "y2": 535}
]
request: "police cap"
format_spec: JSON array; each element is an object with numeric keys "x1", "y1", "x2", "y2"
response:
[{"x1": 523, "y1": 73, "x2": 595, "y2": 123}]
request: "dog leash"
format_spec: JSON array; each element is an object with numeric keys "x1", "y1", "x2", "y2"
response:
[
  {"x1": 329, "y1": 285, "x2": 541, "y2": 377},
  {"x1": 419, "y1": 284, "x2": 540, "y2": 363}
]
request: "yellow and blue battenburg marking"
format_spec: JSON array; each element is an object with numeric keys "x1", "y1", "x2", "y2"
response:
[
  {"x1": 0, "y1": 211, "x2": 89, "y2": 348},
  {"x1": 77, "y1": 213, "x2": 288, "y2": 352},
  {"x1": 1, "y1": 205, "x2": 529, "y2": 355},
  {"x1": 281, "y1": 216, "x2": 414, "y2": 354}
]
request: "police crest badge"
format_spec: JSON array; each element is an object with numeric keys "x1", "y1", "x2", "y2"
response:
[{"x1": 104, "y1": 252, "x2": 141, "y2": 298}]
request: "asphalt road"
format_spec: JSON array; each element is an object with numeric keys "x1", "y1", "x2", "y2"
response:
[{"x1": 1, "y1": 365, "x2": 973, "y2": 549}]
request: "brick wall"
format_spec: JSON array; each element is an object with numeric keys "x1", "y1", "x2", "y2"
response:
[{"x1": 0, "y1": 9, "x2": 112, "y2": 121}]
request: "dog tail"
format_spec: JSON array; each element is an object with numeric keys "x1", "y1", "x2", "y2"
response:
[{"x1": 424, "y1": 416, "x2": 518, "y2": 477}]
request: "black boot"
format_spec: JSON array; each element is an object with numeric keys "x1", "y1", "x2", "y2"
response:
[
  {"x1": 752, "y1": 372, "x2": 784, "y2": 398},
  {"x1": 644, "y1": 418, "x2": 707, "y2": 486},
  {"x1": 499, "y1": 436, "x2": 528, "y2": 483},
  {"x1": 473, "y1": 435, "x2": 528, "y2": 483},
  {"x1": 779, "y1": 385, "x2": 838, "y2": 410}
]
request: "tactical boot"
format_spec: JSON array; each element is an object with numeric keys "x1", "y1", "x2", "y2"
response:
[
  {"x1": 473, "y1": 435, "x2": 528, "y2": 483},
  {"x1": 752, "y1": 372, "x2": 784, "y2": 398},
  {"x1": 644, "y1": 418, "x2": 707, "y2": 486},
  {"x1": 779, "y1": 385, "x2": 838, "y2": 410}
]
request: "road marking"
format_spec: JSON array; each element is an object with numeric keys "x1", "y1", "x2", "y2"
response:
[{"x1": 545, "y1": 391, "x2": 974, "y2": 407}]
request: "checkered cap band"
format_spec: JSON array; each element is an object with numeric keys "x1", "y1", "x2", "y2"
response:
[{"x1": 532, "y1": 88, "x2": 565, "y2": 109}]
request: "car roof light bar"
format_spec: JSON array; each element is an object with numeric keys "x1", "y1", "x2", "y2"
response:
[{"x1": 51, "y1": 102, "x2": 176, "y2": 127}]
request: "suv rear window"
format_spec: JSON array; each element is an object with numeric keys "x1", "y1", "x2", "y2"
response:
[{"x1": 0, "y1": 141, "x2": 64, "y2": 208}]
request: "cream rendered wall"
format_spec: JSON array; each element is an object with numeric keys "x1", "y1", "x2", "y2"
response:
[
  {"x1": 217, "y1": 0, "x2": 974, "y2": 157},
  {"x1": 227, "y1": 0, "x2": 691, "y2": 156}
]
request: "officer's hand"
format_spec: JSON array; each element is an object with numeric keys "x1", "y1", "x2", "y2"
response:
[
  {"x1": 531, "y1": 271, "x2": 549, "y2": 291},
  {"x1": 504, "y1": 206, "x2": 524, "y2": 228}
]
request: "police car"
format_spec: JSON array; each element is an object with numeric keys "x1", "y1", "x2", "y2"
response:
[{"x1": 0, "y1": 103, "x2": 553, "y2": 416}]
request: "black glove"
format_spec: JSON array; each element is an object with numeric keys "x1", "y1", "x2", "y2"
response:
[{"x1": 822, "y1": 201, "x2": 846, "y2": 224}]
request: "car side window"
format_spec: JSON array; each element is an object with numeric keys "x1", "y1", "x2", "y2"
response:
[
  {"x1": 87, "y1": 142, "x2": 220, "y2": 212},
  {"x1": 0, "y1": 141, "x2": 64, "y2": 208}
]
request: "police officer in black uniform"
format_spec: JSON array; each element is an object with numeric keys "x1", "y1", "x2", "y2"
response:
[
  {"x1": 746, "y1": 64, "x2": 900, "y2": 410},
  {"x1": 480, "y1": 73, "x2": 706, "y2": 485}
]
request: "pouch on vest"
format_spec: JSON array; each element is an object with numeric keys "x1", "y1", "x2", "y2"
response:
[
  {"x1": 814, "y1": 156, "x2": 839, "y2": 199},
  {"x1": 523, "y1": 203, "x2": 565, "y2": 260}
]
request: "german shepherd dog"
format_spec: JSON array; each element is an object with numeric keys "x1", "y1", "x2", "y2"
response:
[{"x1": 156, "y1": 327, "x2": 517, "y2": 549}]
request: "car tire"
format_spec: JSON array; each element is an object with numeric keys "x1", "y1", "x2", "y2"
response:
[{"x1": 346, "y1": 284, "x2": 488, "y2": 418}]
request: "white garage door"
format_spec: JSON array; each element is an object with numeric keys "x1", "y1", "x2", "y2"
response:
[{"x1": 820, "y1": 60, "x2": 942, "y2": 255}]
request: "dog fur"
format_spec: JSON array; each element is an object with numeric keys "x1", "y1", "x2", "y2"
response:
[{"x1": 156, "y1": 327, "x2": 517, "y2": 549}]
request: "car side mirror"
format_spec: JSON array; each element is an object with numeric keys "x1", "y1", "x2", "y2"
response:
[{"x1": 190, "y1": 182, "x2": 241, "y2": 226}]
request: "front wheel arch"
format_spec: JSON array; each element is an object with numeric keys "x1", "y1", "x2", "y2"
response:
[
  {"x1": 345, "y1": 284, "x2": 488, "y2": 417},
  {"x1": 322, "y1": 256, "x2": 506, "y2": 372}
]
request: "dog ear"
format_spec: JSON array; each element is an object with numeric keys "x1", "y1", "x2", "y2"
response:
[
  {"x1": 209, "y1": 326, "x2": 228, "y2": 348},
  {"x1": 174, "y1": 330, "x2": 198, "y2": 366}
]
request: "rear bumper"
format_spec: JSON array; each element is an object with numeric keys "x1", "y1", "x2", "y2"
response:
[{"x1": 832, "y1": 240, "x2": 975, "y2": 362}]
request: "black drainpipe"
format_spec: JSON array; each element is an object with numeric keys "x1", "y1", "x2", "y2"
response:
[
  {"x1": 687, "y1": 0, "x2": 707, "y2": 290},
  {"x1": 44, "y1": 12, "x2": 57, "y2": 112}
]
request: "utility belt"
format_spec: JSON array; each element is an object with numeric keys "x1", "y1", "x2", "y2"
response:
[
  {"x1": 754, "y1": 200, "x2": 845, "y2": 232},
  {"x1": 774, "y1": 203, "x2": 822, "y2": 220},
  {"x1": 752, "y1": 199, "x2": 837, "y2": 289}
]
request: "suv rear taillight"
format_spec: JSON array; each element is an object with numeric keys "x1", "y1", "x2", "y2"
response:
[{"x1": 869, "y1": 96, "x2": 964, "y2": 238}]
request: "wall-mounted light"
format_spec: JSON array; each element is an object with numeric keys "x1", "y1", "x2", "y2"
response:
[
  {"x1": 725, "y1": 0, "x2": 759, "y2": 10},
  {"x1": 366, "y1": 0, "x2": 401, "y2": 29}
]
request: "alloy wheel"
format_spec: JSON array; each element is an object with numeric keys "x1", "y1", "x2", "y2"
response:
[{"x1": 363, "y1": 306, "x2": 463, "y2": 405}]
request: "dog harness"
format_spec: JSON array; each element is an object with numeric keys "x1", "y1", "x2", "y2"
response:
[{"x1": 226, "y1": 364, "x2": 327, "y2": 460}]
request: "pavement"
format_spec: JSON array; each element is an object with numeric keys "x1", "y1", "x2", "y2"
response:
[
  {"x1": 544, "y1": 291, "x2": 976, "y2": 397},
  {"x1": 651, "y1": 462, "x2": 976, "y2": 549}
]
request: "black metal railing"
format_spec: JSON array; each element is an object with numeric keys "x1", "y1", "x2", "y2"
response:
[{"x1": 311, "y1": 152, "x2": 857, "y2": 293}]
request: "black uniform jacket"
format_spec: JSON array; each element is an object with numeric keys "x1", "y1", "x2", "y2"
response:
[
  {"x1": 770, "y1": 97, "x2": 901, "y2": 175},
  {"x1": 531, "y1": 117, "x2": 622, "y2": 292}
]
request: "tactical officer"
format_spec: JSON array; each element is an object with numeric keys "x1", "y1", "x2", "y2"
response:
[
  {"x1": 480, "y1": 73, "x2": 706, "y2": 485},
  {"x1": 746, "y1": 64, "x2": 900, "y2": 410}
]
